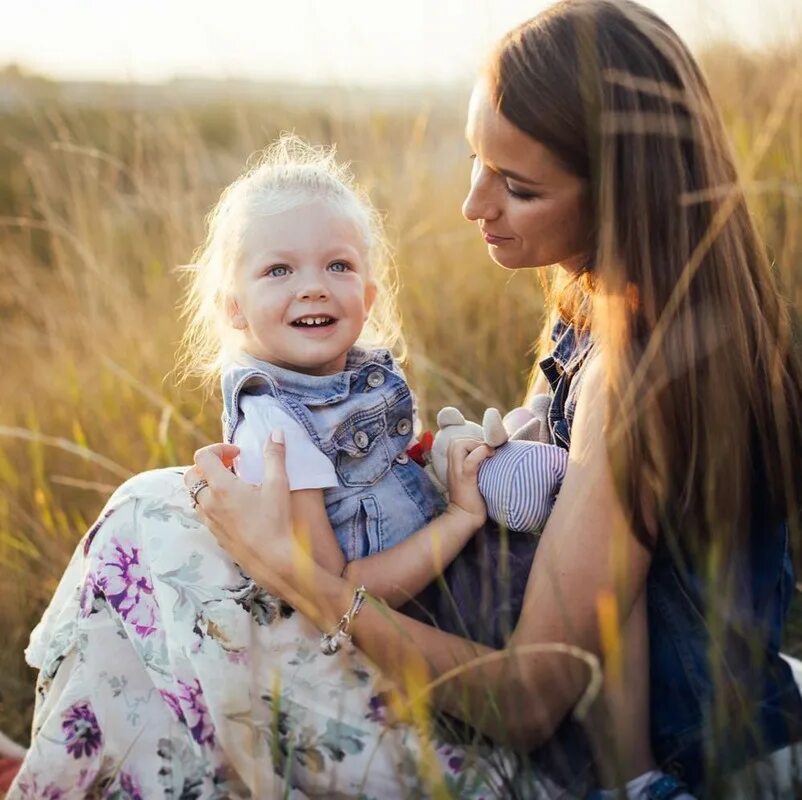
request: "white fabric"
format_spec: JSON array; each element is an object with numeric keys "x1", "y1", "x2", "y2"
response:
[
  {"x1": 232, "y1": 394, "x2": 338, "y2": 490},
  {"x1": 781, "y1": 653, "x2": 802, "y2": 689},
  {"x1": 597, "y1": 770, "x2": 696, "y2": 799},
  {"x1": 728, "y1": 742, "x2": 802, "y2": 799},
  {"x1": 11, "y1": 469, "x2": 521, "y2": 799}
]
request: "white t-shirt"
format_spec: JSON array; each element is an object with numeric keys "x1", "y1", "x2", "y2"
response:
[{"x1": 232, "y1": 393, "x2": 339, "y2": 490}]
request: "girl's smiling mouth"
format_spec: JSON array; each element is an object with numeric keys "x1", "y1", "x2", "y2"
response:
[{"x1": 290, "y1": 314, "x2": 337, "y2": 328}]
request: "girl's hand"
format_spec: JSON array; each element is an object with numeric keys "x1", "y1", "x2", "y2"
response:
[
  {"x1": 182, "y1": 430, "x2": 300, "y2": 597},
  {"x1": 445, "y1": 438, "x2": 493, "y2": 529}
]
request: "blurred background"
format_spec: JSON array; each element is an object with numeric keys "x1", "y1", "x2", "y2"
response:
[{"x1": 1, "y1": 0, "x2": 801, "y2": 744}]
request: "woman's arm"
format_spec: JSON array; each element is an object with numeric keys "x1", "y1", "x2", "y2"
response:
[
  {"x1": 188, "y1": 358, "x2": 652, "y2": 750},
  {"x1": 299, "y1": 357, "x2": 651, "y2": 749}
]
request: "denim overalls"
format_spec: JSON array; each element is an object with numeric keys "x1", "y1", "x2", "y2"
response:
[
  {"x1": 541, "y1": 318, "x2": 802, "y2": 792},
  {"x1": 221, "y1": 349, "x2": 446, "y2": 561}
]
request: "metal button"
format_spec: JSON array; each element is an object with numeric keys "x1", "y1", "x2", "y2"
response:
[
  {"x1": 353, "y1": 430, "x2": 369, "y2": 449},
  {"x1": 395, "y1": 453, "x2": 409, "y2": 465},
  {"x1": 395, "y1": 418, "x2": 412, "y2": 436},
  {"x1": 366, "y1": 370, "x2": 385, "y2": 388}
]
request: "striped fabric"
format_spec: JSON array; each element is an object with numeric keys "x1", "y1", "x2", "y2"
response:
[{"x1": 478, "y1": 441, "x2": 568, "y2": 534}]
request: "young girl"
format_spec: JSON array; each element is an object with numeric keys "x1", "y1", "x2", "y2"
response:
[
  {"x1": 183, "y1": 134, "x2": 564, "y2": 608},
  {"x1": 10, "y1": 136, "x2": 568, "y2": 799}
]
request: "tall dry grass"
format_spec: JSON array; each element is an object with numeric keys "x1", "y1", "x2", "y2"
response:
[{"x1": 0, "y1": 41, "x2": 801, "y2": 752}]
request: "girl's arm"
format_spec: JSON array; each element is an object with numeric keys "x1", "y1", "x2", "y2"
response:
[
  {"x1": 342, "y1": 440, "x2": 490, "y2": 606},
  {"x1": 290, "y1": 442, "x2": 492, "y2": 607},
  {"x1": 189, "y1": 355, "x2": 652, "y2": 751},
  {"x1": 289, "y1": 490, "x2": 347, "y2": 575}
]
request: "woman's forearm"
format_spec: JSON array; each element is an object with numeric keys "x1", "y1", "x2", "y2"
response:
[
  {"x1": 346, "y1": 583, "x2": 586, "y2": 748},
  {"x1": 264, "y1": 555, "x2": 584, "y2": 750},
  {"x1": 342, "y1": 506, "x2": 480, "y2": 608}
]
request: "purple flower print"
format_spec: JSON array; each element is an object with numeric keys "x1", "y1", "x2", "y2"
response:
[
  {"x1": 61, "y1": 701, "x2": 102, "y2": 759},
  {"x1": 159, "y1": 689, "x2": 186, "y2": 724},
  {"x1": 93, "y1": 537, "x2": 159, "y2": 637},
  {"x1": 78, "y1": 571, "x2": 100, "y2": 618},
  {"x1": 366, "y1": 693, "x2": 389, "y2": 724},
  {"x1": 118, "y1": 770, "x2": 145, "y2": 800},
  {"x1": 170, "y1": 679, "x2": 215, "y2": 746},
  {"x1": 448, "y1": 755, "x2": 465, "y2": 773},
  {"x1": 435, "y1": 741, "x2": 465, "y2": 775},
  {"x1": 15, "y1": 776, "x2": 65, "y2": 800},
  {"x1": 180, "y1": 679, "x2": 215, "y2": 746}
]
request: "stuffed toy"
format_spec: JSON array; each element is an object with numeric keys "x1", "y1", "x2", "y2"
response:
[{"x1": 427, "y1": 394, "x2": 568, "y2": 534}]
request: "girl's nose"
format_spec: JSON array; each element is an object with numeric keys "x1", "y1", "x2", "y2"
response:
[{"x1": 297, "y1": 281, "x2": 329, "y2": 302}]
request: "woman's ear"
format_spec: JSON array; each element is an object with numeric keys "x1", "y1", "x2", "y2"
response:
[{"x1": 226, "y1": 296, "x2": 248, "y2": 330}]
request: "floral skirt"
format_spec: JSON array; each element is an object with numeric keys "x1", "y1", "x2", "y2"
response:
[{"x1": 8, "y1": 469, "x2": 565, "y2": 800}]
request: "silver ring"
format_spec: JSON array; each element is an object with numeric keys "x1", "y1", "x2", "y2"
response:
[{"x1": 188, "y1": 479, "x2": 209, "y2": 508}]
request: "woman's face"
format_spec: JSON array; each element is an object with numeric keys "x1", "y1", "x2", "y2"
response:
[{"x1": 462, "y1": 80, "x2": 592, "y2": 272}]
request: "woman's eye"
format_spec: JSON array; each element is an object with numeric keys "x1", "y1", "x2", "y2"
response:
[
  {"x1": 328, "y1": 261, "x2": 352, "y2": 273},
  {"x1": 505, "y1": 183, "x2": 538, "y2": 201},
  {"x1": 266, "y1": 265, "x2": 290, "y2": 277}
]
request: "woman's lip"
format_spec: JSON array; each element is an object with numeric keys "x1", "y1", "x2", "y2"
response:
[{"x1": 481, "y1": 231, "x2": 513, "y2": 245}]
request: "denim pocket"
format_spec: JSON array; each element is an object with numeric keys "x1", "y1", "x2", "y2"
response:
[
  {"x1": 333, "y1": 411, "x2": 392, "y2": 487},
  {"x1": 349, "y1": 496, "x2": 383, "y2": 559}
]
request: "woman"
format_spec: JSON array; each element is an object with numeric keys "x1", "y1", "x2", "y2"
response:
[
  {"x1": 12, "y1": 1, "x2": 802, "y2": 798},
  {"x1": 185, "y1": 0, "x2": 802, "y2": 794}
]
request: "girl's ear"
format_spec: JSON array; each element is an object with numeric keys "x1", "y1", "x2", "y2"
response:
[
  {"x1": 363, "y1": 281, "x2": 378, "y2": 320},
  {"x1": 226, "y1": 296, "x2": 248, "y2": 330}
]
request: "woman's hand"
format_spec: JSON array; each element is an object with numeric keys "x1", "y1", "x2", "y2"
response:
[
  {"x1": 182, "y1": 430, "x2": 301, "y2": 597},
  {"x1": 444, "y1": 437, "x2": 493, "y2": 529}
]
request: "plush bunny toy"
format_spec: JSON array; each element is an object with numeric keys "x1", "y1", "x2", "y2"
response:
[{"x1": 428, "y1": 394, "x2": 568, "y2": 534}]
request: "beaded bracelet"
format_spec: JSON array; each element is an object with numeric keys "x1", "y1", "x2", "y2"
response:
[{"x1": 320, "y1": 585, "x2": 368, "y2": 655}]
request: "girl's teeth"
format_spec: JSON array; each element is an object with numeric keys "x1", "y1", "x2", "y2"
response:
[{"x1": 297, "y1": 317, "x2": 332, "y2": 326}]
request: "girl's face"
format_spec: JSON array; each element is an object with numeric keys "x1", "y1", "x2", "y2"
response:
[
  {"x1": 229, "y1": 200, "x2": 376, "y2": 376},
  {"x1": 462, "y1": 80, "x2": 592, "y2": 272}
]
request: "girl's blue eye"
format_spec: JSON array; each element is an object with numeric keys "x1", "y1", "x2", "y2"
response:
[
  {"x1": 266, "y1": 265, "x2": 290, "y2": 277},
  {"x1": 328, "y1": 261, "x2": 351, "y2": 273}
]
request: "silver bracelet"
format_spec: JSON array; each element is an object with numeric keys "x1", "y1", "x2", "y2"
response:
[{"x1": 320, "y1": 585, "x2": 367, "y2": 655}]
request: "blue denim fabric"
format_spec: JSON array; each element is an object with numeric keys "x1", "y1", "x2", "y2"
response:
[
  {"x1": 540, "y1": 318, "x2": 802, "y2": 792},
  {"x1": 539, "y1": 317, "x2": 596, "y2": 448},
  {"x1": 221, "y1": 348, "x2": 446, "y2": 561}
]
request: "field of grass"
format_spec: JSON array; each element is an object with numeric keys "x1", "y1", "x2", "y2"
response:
[{"x1": 0, "y1": 41, "x2": 801, "y2": 752}]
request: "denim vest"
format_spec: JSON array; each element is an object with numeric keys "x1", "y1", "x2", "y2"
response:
[
  {"x1": 221, "y1": 349, "x2": 446, "y2": 561},
  {"x1": 541, "y1": 318, "x2": 802, "y2": 792}
]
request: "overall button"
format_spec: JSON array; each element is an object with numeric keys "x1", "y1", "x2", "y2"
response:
[
  {"x1": 395, "y1": 453, "x2": 409, "y2": 465},
  {"x1": 395, "y1": 418, "x2": 412, "y2": 436},
  {"x1": 353, "y1": 430, "x2": 370, "y2": 449},
  {"x1": 366, "y1": 370, "x2": 385, "y2": 388}
]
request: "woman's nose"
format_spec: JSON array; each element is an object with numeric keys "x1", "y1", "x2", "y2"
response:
[{"x1": 462, "y1": 168, "x2": 500, "y2": 223}]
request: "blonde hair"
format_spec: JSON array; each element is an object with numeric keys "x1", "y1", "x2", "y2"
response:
[{"x1": 176, "y1": 134, "x2": 403, "y2": 388}]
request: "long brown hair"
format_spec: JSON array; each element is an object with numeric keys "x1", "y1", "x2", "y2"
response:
[{"x1": 488, "y1": 0, "x2": 802, "y2": 557}]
